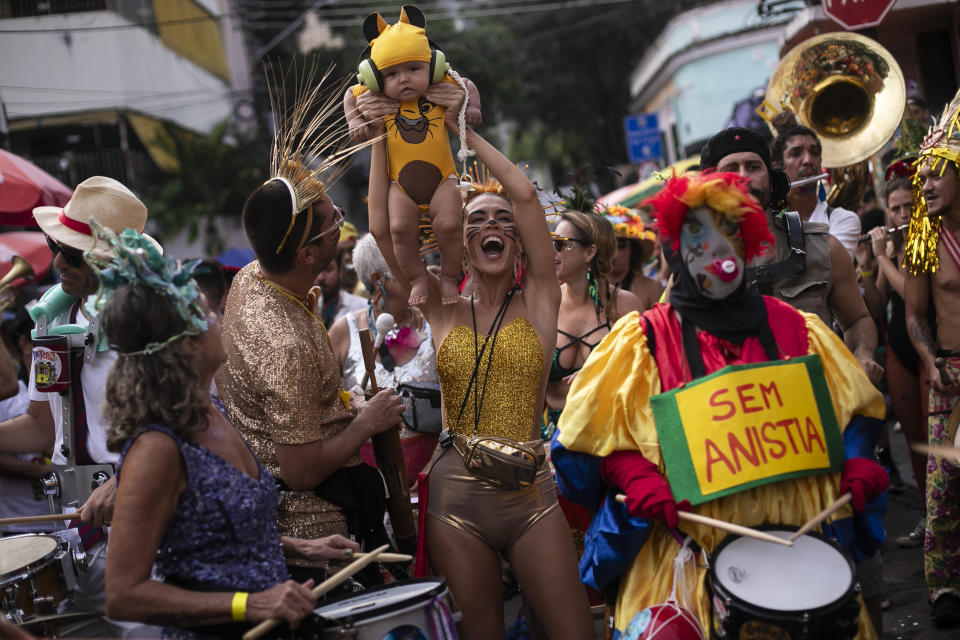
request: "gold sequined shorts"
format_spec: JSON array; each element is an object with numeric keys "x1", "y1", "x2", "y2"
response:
[{"x1": 426, "y1": 441, "x2": 558, "y2": 550}]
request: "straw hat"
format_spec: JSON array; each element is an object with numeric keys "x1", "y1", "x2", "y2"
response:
[{"x1": 33, "y1": 176, "x2": 155, "y2": 261}]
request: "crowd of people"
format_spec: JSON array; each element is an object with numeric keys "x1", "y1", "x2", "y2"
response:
[{"x1": 1, "y1": 15, "x2": 960, "y2": 640}]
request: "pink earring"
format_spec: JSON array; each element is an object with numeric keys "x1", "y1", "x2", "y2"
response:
[{"x1": 513, "y1": 254, "x2": 523, "y2": 287}]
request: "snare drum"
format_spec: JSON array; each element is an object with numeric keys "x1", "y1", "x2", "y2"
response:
[
  {"x1": 709, "y1": 529, "x2": 860, "y2": 640},
  {"x1": 0, "y1": 534, "x2": 77, "y2": 623},
  {"x1": 313, "y1": 578, "x2": 459, "y2": 639}
]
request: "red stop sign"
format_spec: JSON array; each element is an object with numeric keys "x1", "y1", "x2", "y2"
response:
[{"x1": 823, "y1": 0, "x2": 896, "y2": 30}]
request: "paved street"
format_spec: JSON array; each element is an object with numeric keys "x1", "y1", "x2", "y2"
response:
[{"x1": 880, "y1": 431, "x2": 955, "y2": 639}]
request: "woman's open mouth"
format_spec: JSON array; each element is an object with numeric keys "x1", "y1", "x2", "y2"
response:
[{"x1": 481, "y1": 234, "x2": 505, "y2": 260}]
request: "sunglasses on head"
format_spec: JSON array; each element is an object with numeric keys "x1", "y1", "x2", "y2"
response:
[{"x1": 45, "y1": 235, "x2": 85, "y2": 268}]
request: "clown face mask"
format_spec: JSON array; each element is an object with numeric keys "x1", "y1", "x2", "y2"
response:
[{"x1": 680, "y1": 206, "x2": 744, "y2": 300}]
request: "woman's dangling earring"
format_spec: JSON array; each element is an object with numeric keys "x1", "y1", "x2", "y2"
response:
[
  {"x1": 513, "y1": 254, "x2": 523, "y2": 288},
  {"x1": 587, "y1": 266, "x2": 602, "y2": 316},
  {"x1": 377, "y1": 280, "x2": 389, "y2": 311}
]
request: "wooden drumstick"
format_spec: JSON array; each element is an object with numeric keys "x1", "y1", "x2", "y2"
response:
[
  {"x1": 789, "y1": 493, "x2": 852, "y2": 541},
  {"x1": 358, "y1": 328, "x2": 417, "y2": 556},
  {"x1": 614, "y1": 494, "x2": 793, "y2": 547},
  {"x1": 913, "y1": 443, "x2": 960, "y2": 462},
  {"x1": 242, "y1": 544, "x2": 389, "y2": 640},
  {"x1": 348, "y1": 551, "x2": 413, "y2": 563},
  {"x1": 0, "y1": 512, "x2": 76, "y2": 526}
]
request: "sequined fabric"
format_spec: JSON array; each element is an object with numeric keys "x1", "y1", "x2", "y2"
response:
[
  {"x1": 217, "y1": 263, "x2": 355, "y2": 546},
  {"x1": 436, "y1": 317, "x2": 543, "y2": 441},
  {"x1": 116, "y1": 417, "x2": 288, "y2": 592}
]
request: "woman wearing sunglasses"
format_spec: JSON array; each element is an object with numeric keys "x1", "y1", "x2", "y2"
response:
[
  {"x1": 357, "y1": 87, "x2": 594, "y2": 639},
  {"x1": 545, "y1": 210, "x2": 642, "y2": 438}
]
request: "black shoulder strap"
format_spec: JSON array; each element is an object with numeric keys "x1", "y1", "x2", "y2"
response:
[
  {"x1": 744, "y1": 210, "x2": 806, "y2": 292},
  {"x1": 680, "y1": 317, "x2": 706, "y2": 380}
]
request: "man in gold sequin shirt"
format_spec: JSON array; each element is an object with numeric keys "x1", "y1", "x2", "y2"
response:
[{"x1": 216, "y1": 178, "x2": 404, "y2": 574}]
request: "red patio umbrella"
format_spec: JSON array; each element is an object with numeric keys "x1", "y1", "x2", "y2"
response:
[
  {"x1": 0, "y1": 149, "x2": 73, "y2": 226},
  {"x1": 0, "y1": 232, "x2": 53, "y2": 283}
]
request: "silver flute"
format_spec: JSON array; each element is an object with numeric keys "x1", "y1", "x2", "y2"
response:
[
  {"x1": 789, "y1": 172, "x2": 829, "y2": 188},
  {"x1": 858, "y1": 224, "x2": 909, "y2": 243}
]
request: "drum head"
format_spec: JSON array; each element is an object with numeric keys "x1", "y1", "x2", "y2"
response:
[
  {"x1": 314, "y1": 578, "x2": 446, "y2": 624},
  {"x1": 711, "y1": 529, "x2": 853, "y2": 611},
  {"x1": 0, "y1": 534, "x2": 58, "y2": 581}
]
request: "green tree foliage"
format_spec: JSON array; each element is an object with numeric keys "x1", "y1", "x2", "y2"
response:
[
  {"x1": 300, "y1": 1, "x2": 704, "y2": 191},
  {"x1": 141, "y1": 119, "x2": 267, "y2": 255}
]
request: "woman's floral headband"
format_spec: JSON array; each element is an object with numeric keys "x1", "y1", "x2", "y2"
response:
[{"x1": 86, "y1": 219, "x2": 207, "y2": 356}]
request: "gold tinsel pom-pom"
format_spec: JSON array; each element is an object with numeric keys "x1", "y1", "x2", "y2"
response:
[{"x1": 904, "y1": 159, "x2": 941, "y2": 275}]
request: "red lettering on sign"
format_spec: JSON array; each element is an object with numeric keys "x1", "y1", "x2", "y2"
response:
[
  {"x1": 759, "y1": 381, "x2": 782, "y2": 410},
  {"x1": 710, "y1": 388, "x2": 735, "y2": 421},
  {"x1": 761, "y1": 422, "x2": 787, "y2": 459},
  {"x1": 705, "y1": 437, "x2": 736, "y2": 482},
  {"x1": 776, "y1": 418, "x2": 800, "y2": 455},
  {"x1": 728, "y1": 430, "x2": 759, "y2": 472},
  {"x1": 736, "y1": 384, "x2": 762, "y2": 413},
  {"x1": 750, "y1": 426, "x2": 769, "y2": 464},
  {"x1": 805, "y1": 416, "x2": 826, "y2": 453}
]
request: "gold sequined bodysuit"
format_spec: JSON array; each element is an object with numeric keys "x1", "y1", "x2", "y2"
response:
[
  {"x1": 436, "y1": 317, "x2": 544, "y2": 441},
  {"x1": 429, "y1": 316, "x2": 558, "y2": 549}
]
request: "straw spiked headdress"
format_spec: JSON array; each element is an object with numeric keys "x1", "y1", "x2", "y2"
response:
[
  {"x1": 904, "y1": 88, "x2": 960, "y2": 274},
  {"x1": 266, "y1": 63, "x2": 375, "y2": 255}
]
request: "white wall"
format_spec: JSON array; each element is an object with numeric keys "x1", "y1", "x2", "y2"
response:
[{"x1": 0, "y1": 10, "x2": 232, "y2": 133}]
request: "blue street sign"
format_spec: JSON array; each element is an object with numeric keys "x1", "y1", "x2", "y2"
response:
[{"x1": 624, "y1": 113, "x2": 662, "y2": 164}]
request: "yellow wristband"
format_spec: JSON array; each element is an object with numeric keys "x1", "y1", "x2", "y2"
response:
[
  {"x1": 231, "y1": 592, "x2": 248, "y2": 622},
  {"x1": 860, "y1": 269, "x2": 875, "y2": 277}
]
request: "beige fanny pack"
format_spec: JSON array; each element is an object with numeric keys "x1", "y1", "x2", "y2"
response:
[{"x1": 440, "y1": 430, "x2": 545, "y2": 490}]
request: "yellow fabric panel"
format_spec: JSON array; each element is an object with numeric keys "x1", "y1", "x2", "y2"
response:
[
  {"x1": 557, "y1": 311, "x2": 665, "y2": 463},
  {"x1": 155, "y1": 0, "x2": 230, "y2": 81},
  {"x1": 125, "y1": 112, "x2": 179, "y2": 173},
  {"x1": 801, "y1": 310, "x2": 886, "y2": 424}
]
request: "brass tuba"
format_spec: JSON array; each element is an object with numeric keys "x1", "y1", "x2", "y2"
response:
[
  {"x1": 761, "y1": 32, "x2": 905, "y2": 209},
  {"x1": 0, "y1": 255, "x2": 35, "y2": 313}
]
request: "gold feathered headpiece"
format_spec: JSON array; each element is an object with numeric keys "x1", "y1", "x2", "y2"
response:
[
  {"x1": 905, "y1": 88, "x2": 960, "y2": 274},
  {"x1": 266, "y1": 63, "x2": 377, "y2": 255}
]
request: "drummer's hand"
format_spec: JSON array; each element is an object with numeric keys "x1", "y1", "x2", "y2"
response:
[
  {"x1": 78, "y1": 476, "x2": 117, "y2": 526},
  {"x1": 353, "y1": 388, "x2": 405, "y2": 438},
  {"x1": 284, "y1": 534, "x2": 359, "y2": 561},
  {"x1": 602, "y1": 450, "x2": 690, "y2": 528},
  {"x1": 840, "y1": 457, "x2": 889, "y2": 512},
  {"x1": 0, "y1": 620, "x2": 38, "y2": 639},
  {"x1": 247, "y1": 580, "x2": 317, "y2": 628}
]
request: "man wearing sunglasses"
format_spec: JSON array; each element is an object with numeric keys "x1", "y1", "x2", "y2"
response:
[
  {"x1": 0, "y1": 175, "x2": 157, "y2": 636},
  {"x1": 217, "y1": 176, "x2": 404, "y2": 581}
]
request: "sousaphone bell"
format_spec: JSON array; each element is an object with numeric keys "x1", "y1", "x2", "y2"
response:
[{"x1": 760, "y1": 32, "x2": 905, "y2": 209}]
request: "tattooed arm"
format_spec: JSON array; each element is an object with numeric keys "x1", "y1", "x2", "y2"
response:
[
  {"x1": 905, "y1": 270, "x2": 957, "y2": 392},
  {"x1": 106, "y1": 432, "x2": 316, "y2": 629}
]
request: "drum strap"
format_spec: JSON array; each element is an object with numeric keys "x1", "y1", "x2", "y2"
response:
[{"x1": 65, "y1": 303, "x2": 106, "y2": 552}]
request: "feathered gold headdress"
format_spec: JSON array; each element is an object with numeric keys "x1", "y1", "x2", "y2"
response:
[
  {"x1": 266, "y1": 62, "x2": 377, "y2": 255},
  {"x1": 905, "y1": 88, "x2": 960, "y2": 274}
]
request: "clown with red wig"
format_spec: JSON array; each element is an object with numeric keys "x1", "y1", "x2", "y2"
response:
[{"x1": 551, "y1": 172, "x2": 887, "y2": 639}]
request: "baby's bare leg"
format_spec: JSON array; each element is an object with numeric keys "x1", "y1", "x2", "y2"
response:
[
  {"x1": 429, "y1": 179, "x2": 464, "y2": 305},
  {"x1": 388, "y1": 185, "x2": 430, "y2": 306}
]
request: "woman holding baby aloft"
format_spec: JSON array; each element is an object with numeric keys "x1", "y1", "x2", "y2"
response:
[
  {"x1": 358, "y1": 82, "x2": 593, "y2": 638},
  {"x1": 345, "y1": 5, "x2": 481, "y2": 307}
]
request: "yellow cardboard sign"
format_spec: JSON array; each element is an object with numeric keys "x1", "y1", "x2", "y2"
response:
[{"x1": 652, "y1": 356, "x2": 842, "y2": 504}]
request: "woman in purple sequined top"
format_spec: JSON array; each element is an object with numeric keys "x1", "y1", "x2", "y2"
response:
[{"x1": 101, "y1": 280, "x2": 358, "y2": 637}]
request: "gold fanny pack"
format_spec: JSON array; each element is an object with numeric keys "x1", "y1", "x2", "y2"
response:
[{"x1": 441, "y1": 430, "x2": 545, "y2": 490}]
